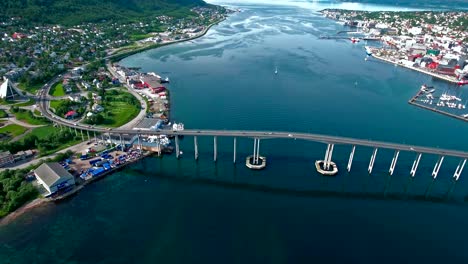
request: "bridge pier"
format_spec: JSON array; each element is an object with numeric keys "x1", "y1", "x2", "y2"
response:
[
  {"x1": 87, "y1": 130, "x2": 90, "y2": 141},
  {"x1": 74, "y1": 127, "x2": 78, "y2": 137},
  {"x1": 432, "y1": 156, "x2": 445, "y2": 179},
  {"x1": 194, "y1": 136, "x2": 199, "y2": 160},
  {"x1": 389, "y1": 150, "x2": 400, "y2": 175},
  {"x1": 453, "y1": 158, "x2": 467, "y2": 181},
  {"x1": 410, "y1": 153, "x2": 422, "y2": 177},
  {"x1": 246, "y1": 138, "x2": 266, "y2": 170},
  {"x1": 94, "y1": 131, "x2": 97, "y2": 143},
  {"x1": 119, "y1": 134, "x2": 123, "y2": 150},
  {"x1": 80, "y1": 130, "x2": 84, "y2": 141},
  {"x1": 368, "y1": 148, "x2": 378, "y2": 174},
  {"x1": 347, "y1": 145, "x2": 355, "y2": 172},
  {"x1": 175, "y1": 135, "x2": 180, "y2": 159},
  {"x1": 316, "y1": 143, "x2": 338, "y2": 176},
  {"x1": 213, "y1": 136, "x2": 217, "y2": 162},
  {"x1": 233, "y1": 137, "x2": 237, "y2": 164}
]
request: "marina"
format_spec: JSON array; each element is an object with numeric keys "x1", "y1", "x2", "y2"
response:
[{"x1": 408, "y1": 85, "x2": 468, "y2": 122}]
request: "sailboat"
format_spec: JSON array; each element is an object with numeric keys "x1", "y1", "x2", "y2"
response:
[{"x1": 275, "y1": 67, "x2": 278, "y2": 74}]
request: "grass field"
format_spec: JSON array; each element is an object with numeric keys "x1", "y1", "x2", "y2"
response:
[
  {"x1": 28, "y1": 126, "x2": 58, "y2": 139},
  {"x1": 14, "y1": 110, "x2": 50, "y2": 125},
  {"x1": 49, "y1": 100, "x2": 61, "y2": 111},
  {"x1": 130, "y1": 33, "x2": 152, "y2": 41},
  {"x1": 0, "y1": 124, "x2": 28, "y2": 138},
  {"x1": 0, "y1": 109, "x2": 7, "y2": 118},
  {"x1": 103, "y1": 101, "x2": 139, "y2": 127},
  {"x1": 27, "y1": 126, "x2": 82, "y2": 156},
  {"x1": 15, "y1": 98, "x2": 36, "y2": 107},
  {"x1": 18, "y1": 82, "x2": 43, "y2": 94},
  {"x1": 49, "y1": 83, "x2": 66, "y2": 97}
]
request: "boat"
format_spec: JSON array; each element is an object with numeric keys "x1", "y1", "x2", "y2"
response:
[
  {"x1": 275, "y1": 67, "x2": 278, "y2": 74},
  {"x1": 365, "y1": 46, "x2": 372, "y2": 56},
  {"x1": 351, "y1": 37, "x2": 360, "y2": 43},
  {"x1": 161, "y1": 77, "x2": 170, "y2": 83},
  {"x1": 420, "y1": 84, "x2": 435, "y2": 93}
]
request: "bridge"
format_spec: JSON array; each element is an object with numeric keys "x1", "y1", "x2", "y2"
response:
[{"x1": 36, "y1": 83, "x2": 468, "y2": 183}]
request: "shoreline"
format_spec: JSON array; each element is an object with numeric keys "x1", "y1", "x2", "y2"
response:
[
  {"x1": 0, "y1": 198, "x2": 48, "y2": 226},
  {"x1": 369, "y1": 52, "x2": 461, "y2": 85},
  {"x1": 0, "y1": 151, "x2": 154, "y2": 226},
  {"x1": 109, "y1": 16, "x2": 227, "y2": 62}
]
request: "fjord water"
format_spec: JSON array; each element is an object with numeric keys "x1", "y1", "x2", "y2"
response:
[{"x1": 1, "y1": 1, "x2": 468, "y2": 263}]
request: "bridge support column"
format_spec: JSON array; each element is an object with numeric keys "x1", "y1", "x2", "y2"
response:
[
  {"x1": 324, "y1": 144, "x2": 335, "y2": 170},
  {"x1": 432, "y1": 156, "x2": 445, "y2": 179},
  {"x1": 368, "y1": 148, "x2": 378, "y2": 174},
  {"x1": 233, "y1": 137, "x2": 237, "y2": 164},
  {"x1": 94, "y1": 131, "x2": 97, "y2": 143},
  {"x1": 87, "y1": 130, "x2": 90, "y2": 141},
  {"x1": 410, "y1": 153, "x2": 422, "y2": 177},
  {"x1": 255, "y1": 138, "x2": 260, "y2": 165},
  {"x1": 175, "y1": 135, "x2": 180, "y2": 159},
  {"x1": 119, "y1": 134, "x2": 123, "y2": 151},
  {"x1": 108, "y1": 132, "x2": 112, "y2": 146},
  {"x1": 389, "y1": 150, "x2": 400, "y2": 175},
  {"x1": 74, "y1": 127, "x2": 78, "y2": 137},
  {"x1": 213, "y1": 136, "x2": 217, "y2": 162},
  {"x1": 347, "y1": 146, "x2": 355, "y2": 172},
  {"x1": 68, "y1": 126, "x2": 71, "y2": 133},
  {"x1": 80, "y1": 130, "x2": 84, "y2": 141},
  {"x1": 246, "y1": 138, "x2": 266, "y2": 170},
  {"x1": 194, "y1": 136, "x2": 198, "y2": 160},
  {"x1": 315, "y1": 143, "x2": 338, "y2": 176},
  {"x1": 453, "y1": 158, "x2": 467, "y2": 181}
]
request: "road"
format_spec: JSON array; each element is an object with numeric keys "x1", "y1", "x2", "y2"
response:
[{"x1": 0, "y1": 141, "x2": 91, "y2": 171}]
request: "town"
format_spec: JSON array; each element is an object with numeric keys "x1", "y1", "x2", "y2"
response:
[
  {"x1": 321, "y1": 9, "x2": 468, "y2": 85},
  {"x1": 0, "y1": 5, "x2": 230, "y2": 219}
]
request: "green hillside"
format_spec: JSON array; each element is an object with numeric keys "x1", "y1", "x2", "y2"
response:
[{"x1": 0, "y1": 0, "x2": 208, "y2": 25}]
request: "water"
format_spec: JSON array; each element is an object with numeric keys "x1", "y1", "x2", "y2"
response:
[{"x1": 1, "y1": 1, "x2": 468, "y2": 263}]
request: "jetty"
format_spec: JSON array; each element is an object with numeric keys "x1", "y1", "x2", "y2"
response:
[{"x1": 408, "y1": 90, "x2": 468, "y2": 123}]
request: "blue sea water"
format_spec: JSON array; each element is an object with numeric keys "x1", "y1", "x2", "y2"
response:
[{"x1": 1, "y1": 1, "x2": 467, "y2": 263}]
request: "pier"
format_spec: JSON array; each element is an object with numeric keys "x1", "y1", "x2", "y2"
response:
[{"x1": 408, "y1": 90, "x2": 468, "y2": 123}]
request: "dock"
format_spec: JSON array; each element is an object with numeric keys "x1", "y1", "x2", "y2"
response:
[{"x1": 408, "y1": 90, "x2": 468, "y2": 123}]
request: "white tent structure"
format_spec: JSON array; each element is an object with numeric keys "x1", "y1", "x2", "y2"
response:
[{"x1": 0, "y1": 78, "x2": 22, "y2": 100}]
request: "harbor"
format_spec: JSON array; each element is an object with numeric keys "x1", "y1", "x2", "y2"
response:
[{"x1": 408, "y1": 85, "x2": 468, "y2": 122}]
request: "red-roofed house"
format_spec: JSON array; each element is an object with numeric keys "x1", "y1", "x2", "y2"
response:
[{"x1": 64, "y1": 110, "x2": 78, "y2": 119}]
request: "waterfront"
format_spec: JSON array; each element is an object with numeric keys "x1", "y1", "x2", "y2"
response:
[{"x1": 1, "y1": 0, "x2": 468, "y2": 263}]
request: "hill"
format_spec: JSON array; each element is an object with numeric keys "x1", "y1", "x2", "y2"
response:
[{"x1": 0, "y1": 0, "x2": 209, "y2": 25}]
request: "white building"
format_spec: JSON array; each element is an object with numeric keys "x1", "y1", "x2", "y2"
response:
[{"x1": 34, "y1": 162, "x2": 75, "y2": 196}]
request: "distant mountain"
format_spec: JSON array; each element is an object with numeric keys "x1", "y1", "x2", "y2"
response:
[{"x1": 0, "y1": 0, "x2": 209, "y2": 25}]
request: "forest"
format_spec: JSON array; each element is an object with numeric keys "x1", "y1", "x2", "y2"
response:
[{"x1": 0, "y1": 0, "x2": 208, "y2": 25}]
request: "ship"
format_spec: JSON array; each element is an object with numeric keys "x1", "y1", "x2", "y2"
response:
[
  {"x1": 365, "y1": 46, "x2": 373, "y2": 56},
  {"x1": 161, "y1": 77, "x2": 170, "y2": 83}
]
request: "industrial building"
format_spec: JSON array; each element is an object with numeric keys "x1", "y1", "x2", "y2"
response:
[{"x1": 34, "y1": 162, "x2": 75, "y2": 196}]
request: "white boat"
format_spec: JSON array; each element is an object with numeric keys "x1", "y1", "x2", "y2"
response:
[
  {"x1": 420, "y1": 84, "x2": 435, "y2": 93},
  {"x1": 365, "y1": 46, "x2": 372, "y2": 56},
  {"x1": 275, "y1": 67, "x2": 278, "y2": 74}
]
